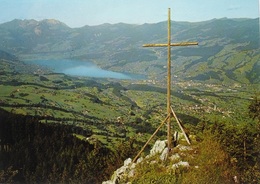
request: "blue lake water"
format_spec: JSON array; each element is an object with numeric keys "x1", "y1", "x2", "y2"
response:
[{"x1": 25, "y1": 59, "x2": 144, "y2": 80}]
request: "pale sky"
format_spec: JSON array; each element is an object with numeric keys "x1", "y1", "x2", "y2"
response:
[{"x1": 0, "y1": 0, "x2": 259, "y2": 27}]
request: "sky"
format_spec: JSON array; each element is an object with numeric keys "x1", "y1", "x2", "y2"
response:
[{"x1": 0, "y1": 0, "x2": 259, "y2": 28}]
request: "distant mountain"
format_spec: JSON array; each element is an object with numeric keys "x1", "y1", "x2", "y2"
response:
[
  {"x1": 0, "y1": 18, "x2": 259, "y2": 84},
  {"x1": 0, "y1": 19, "x2": 72, "y2": 54}
]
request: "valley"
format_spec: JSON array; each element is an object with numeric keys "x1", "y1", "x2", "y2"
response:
[{"x1": 0, "y1": 57, "x2": 256, "y2": 148}]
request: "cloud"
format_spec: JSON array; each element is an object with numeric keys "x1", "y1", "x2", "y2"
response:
[{"x1": 227, "y1": 5, "x2": 242, "y2": 11}]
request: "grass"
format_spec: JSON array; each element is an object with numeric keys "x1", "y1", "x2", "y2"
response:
[{"x1": 73, "y1": 133, "x2": 87, "y2": 140}]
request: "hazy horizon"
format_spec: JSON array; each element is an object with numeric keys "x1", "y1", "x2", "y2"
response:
[
  {"x1": 1, "y1": 0, "x2": 259, "y2": 28},
  {"x1": 1, "y1": 16, "x2": 259, "y2": 29}
]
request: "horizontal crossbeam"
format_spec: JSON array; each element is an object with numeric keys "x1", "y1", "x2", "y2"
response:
[{"x1": 143, "y1": 42, "x2": 198, "y2": 47}]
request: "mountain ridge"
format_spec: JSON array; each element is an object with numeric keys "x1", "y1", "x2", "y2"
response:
[{"x1": 1, "y1": 17, "x2": 256, "y2": 28}]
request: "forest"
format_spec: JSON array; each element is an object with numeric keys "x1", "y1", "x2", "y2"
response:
[{"x1": 0, "y1": 108, "x2": 138, "y2": 183}]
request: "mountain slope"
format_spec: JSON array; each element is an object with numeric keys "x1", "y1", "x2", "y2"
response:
[
  {"x1": 0, "y1": 19, "x2": 72, "y2": 54},
  {"x1": 0, "y1": 18, "x2": 259, "y2": 84}
]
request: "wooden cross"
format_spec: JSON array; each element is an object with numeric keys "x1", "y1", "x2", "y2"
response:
[
  {"x1": 132, "y1": 8, "x2": 198, "y2": 163},
  {"x1": 145, "y1": 8, "x2": 198, "y2": 152}
]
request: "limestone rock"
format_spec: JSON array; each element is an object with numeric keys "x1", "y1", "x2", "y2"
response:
[
  {"x1": 172, "y1": 161, "x2": 190, "y2": 169},
  {"x1": 176, "y1": 145, "x2": 193, "y2": 151},
  {"x1": 102, "y1": 158, "x2": 132, "y2": 184},
  {"x1": 160, "y1": 148, "x2": 168, "y2": 161},
  {"x1": 150, "y1": 140, "x2": 167, "y2": 156}
]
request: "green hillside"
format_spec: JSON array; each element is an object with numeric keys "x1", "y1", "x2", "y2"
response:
[{"x1": 0, "y1": 18, "x2": 259, "y2": 84}]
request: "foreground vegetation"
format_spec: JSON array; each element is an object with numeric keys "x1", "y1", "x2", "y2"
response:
[
  {"x1": 0, "y1": 108, "x2": 139, "y2": 183},
  {"x1": 127, "y1": 117, "x2": 259, "y2": 184}
]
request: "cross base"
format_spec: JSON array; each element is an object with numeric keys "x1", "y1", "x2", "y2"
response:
[{"x1": 132, "y1": 106, "x2": 190, "y2": 163}]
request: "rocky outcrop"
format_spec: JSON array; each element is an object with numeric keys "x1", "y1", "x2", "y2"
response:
[
  {"x1": 102, "y1": 139, "x2": 193, "y2": 184},
  {"x1": 102, "y1": 158, "x2": 133, "y2": 184}
]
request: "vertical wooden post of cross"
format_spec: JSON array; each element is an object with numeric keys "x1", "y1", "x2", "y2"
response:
[{"x1": 167, "y1": 8, "x2": 172, "y2": 152}]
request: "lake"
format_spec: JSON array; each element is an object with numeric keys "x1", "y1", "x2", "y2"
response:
[{"x1": 25, "y1": 59, "x2": 144, "y2": 80}]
